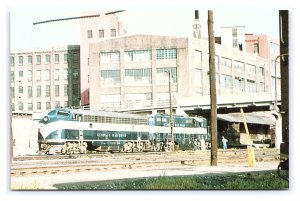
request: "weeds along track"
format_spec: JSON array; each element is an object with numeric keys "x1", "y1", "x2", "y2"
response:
[{"x1": 11, "y1": 149, "x2": 280, "y2": 176}]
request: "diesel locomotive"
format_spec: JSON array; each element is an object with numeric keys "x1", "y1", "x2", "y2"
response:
[{"x1": 38, "y1": 108, "x2": 210, "y2": 154}]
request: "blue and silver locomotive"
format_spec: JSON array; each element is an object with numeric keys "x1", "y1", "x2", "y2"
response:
[{"x1": 38, "y1": 108, "x2": 210, "y2": 154}]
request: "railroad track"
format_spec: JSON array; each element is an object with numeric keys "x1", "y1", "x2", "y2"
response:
[
  {"x1": 11, "y1": 149, "x2": 280, "y2": 176},
  {"x1": 13, "y1": 148, "x2": 279, "y2": 161}
]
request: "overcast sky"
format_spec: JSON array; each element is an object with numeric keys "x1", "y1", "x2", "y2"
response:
[{"x1": 9, "y1": 8, "x2": 279, "y2": 49}]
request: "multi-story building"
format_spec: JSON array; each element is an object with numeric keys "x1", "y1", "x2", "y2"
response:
[
  {"x1": 10, "y1": 45, "x2": 80, "y2": 112},
  {"x1": 88, "y1": 34, "x2": 270, "y2": 112},
  {"x1": 245, "y1": 34, "x2": 281, "y2": 100},
  {"x1": 80, "y1": 11, "x2": 127, "y2": 106},
  {"x1": 220, "y1": 26, "x2": 246, "y2": 52}
]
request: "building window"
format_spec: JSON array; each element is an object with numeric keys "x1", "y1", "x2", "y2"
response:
[
  {"x1": 232, "y1": 38, "x2": 238, "y2": 48},
  {"x1": 125, "y1": 68, "x2": 152, "y2": 85},
  {"x1": 45, "y1": 69, "x2": 50, "y2": 81},
  {"x1": 246, "y1": 64, "x2": 256, "y2": 75},
  {"x1": 233, "y1": 60, "x2": 244, "y2": 71},
  {"x1": 99, "y1": 29, "x2": 104, "y2": 38},
  {"x1": 19, "y1": 70, "x2": 23, "y2": 78},
  {"x1": 270, "y1": 42, "x2": 279, "y2": 55},
  {"x1": 27, "y1": 103, "x2": 33, "y2": 111},
  {"x1": 11, "y1": 87, "x2": 14, "y2": 98},
  {"x1": 246, "y1": 80, "x2": 256, "y2": 93},
  {"x1": 36, "y1": 55, "x2": 41, "y2": 65},
  {"x1": 64, "y1": 84, "x2": 68, "y2": 96},
  {"x1": 259, "y1": 66, "x2": 265, "y2": 76},
  {"x1": 18, "y1": 102, "x2": 24, "y2": 111},
  {"x1": 111, "y1": 29, "x2": 116, "y2": 37},
  {"x1": 87, "y1": 30, "x2": 93, "y2": 38},
  {"x1": 232, "y1": 28, "x2": 237, "y2": 37},
  {"x1": 46, "y1": 102, "x2": 51, "y2": 110},
  {"x1": 18, "y1": 86, "x2": 23, "y2": 93},
  {"x1": 36, "y1": 85, "x2": 41, "y2": 97},
  {"x1": 72, "y1": 69, "x2": 79, "y2": 80},
  {"x1": 37, "y1": 102, "x2": 41, "y2": 110},
  {"x1": 100, "y1": 51, "x2": 120, "y2": 64},
  {"x1": 124, "y1": 50, "x2": 152, "y2": 62},
  {"x1": 258, "y1": 82, "x2": 265, "y2": 93},
  {"x1": 253, "y1": 43, "x2": 259, "y2": 54},
  {"x1": 28, "y1": 55, "x2": 32, "y2": 64},
  {"x1": 221, "y1": 57, "x2": 232, "y2": 68},
  {"x1": 234, "y1": 77, "x2": 244, "y2": 92},
  {"x1": 18, "y1": 56, "x2": 23, "y2": 65},
  {"x1": 45, "y1": 54, "x2": 50, "y2": 64},
  {"x1": 101, "y1": 70, "x2": 120, "y2": 86},
  {"x1": 156, "y1": 67, "x2": 177, "y2": 84},
  {"x1": 64, "y1": 69, "x2": 68, "y2": 80},
  {"x1": 64, "y1": 101, "x2": 68, "y2": 108},
  {"x1": 45, "y1": 85, "x2": 50, "y2": 97},
  {"x1": 156, "y1": 49, "x2": 177, "y2": 60},
  {"x1": 55, "y1": 101, "x2": 60, "y2": 108},
  {"x1": 221, "y1": 74, "x2": 233, "y2": 90},
  {"x1": 28, "y1": 86, "x2": 32, "y2": 97},
  {"x1": 64, "y1": 53, "x2": 68, "y2": 64},
  {"x1": 36, "y1": 70, "x2": 41, "y2": 81},
  {"x1": 10, "y1": 56, "x2": 15, "y2": 65},
  {"x1": 11, "y1": 71, "x2": 14, "y2": 82},
  {"x1": 28, "y1": 70, "x2": 32, "y2": 82},
  {"x1": 55, "y1": 85, "x2": 60, "y2": 97},
  {"x1": 54, "y1": 54, "x2": 59, "y2": 64},
  {"x1": 55, "y1": 69, "x2": 60, "y2": 81},
  {"x1": 11, "y1": 103, "x2": 15, "y2": 111}
]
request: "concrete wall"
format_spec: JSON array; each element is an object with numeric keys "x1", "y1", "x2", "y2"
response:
[{"x1": 12, "y1": 118, "x2": 39, "y2": 156}]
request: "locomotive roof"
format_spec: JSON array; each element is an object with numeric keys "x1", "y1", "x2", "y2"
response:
[{"x1": 70, "y1": 109, "x2": 148, "y2": 120}]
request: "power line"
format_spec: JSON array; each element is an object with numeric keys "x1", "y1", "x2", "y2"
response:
[
  {"x1": 33, "y1": 10, "x2": 125, "y2": 25},
  {"x1": 33, "y1": 14, "x2": 100, "y2": 25}
]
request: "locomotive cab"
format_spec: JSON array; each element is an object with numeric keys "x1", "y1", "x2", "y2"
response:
[{"x1": 40, "y1": 108, "x2": 74, "y2": 124}]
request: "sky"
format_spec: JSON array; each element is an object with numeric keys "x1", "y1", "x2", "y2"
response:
[{"x1": 9, "y1": 8, "x2": 280, "y2": 50}]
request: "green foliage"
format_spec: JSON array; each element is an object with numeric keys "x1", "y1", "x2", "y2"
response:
[{"x1": 54, "y1": 170, "x2": 288, "y2": 190}]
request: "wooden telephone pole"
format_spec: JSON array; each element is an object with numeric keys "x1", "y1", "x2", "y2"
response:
[{"x1": 208, "y1": 10, "x2": 218, "y2": 166}]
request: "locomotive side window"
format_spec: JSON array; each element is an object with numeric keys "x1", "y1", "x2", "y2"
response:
[{"x1": 57, "y1": 110, "x2": 70, "y2": 116}]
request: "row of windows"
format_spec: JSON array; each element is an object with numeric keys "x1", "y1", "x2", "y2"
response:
[
  {"x1": 203, "y1": 53, "x2": 264, "y2": 74},
  {"x1": 100, "y1": 48, "x2": 177, "y2": 64},
  {"x1": 12, "y1": 101, "x2": 68, "y2": 111},
  {"x1": 100, "y1": 67, "x2": 177, "y2": 86},
  {"x1": 87, "y1": 29, "x2": 116, "y2": 39},
  {"x1": 212, "y1": 74, "x2": 265, "y2": 93},
  {"x1": 11, "y1": 85, "x2": 68, "y2": 98},
  {"x1": 10, "y1": 53, "x2": 68, "y2": 66},
  {"x1": 202, "y1": 52, "x2": 265, "y2": 76},
  {"x1": 11, "y1": 69, "x2": 69, "y2": 82}
]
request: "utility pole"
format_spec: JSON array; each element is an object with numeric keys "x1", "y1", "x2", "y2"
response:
[
  {"x1": 166, "y1": 70, "x2": 174, "y2": 151},
  {"x1": 208, "y1": 10, "x2": 218, "y2": 166},
  {"x1": 279, "y1": 10, "x2": 289, "y2": 161}
]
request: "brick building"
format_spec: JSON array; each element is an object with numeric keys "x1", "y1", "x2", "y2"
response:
[{"x1": 10, "y1": 46, "x2": 80, "y2": 112}]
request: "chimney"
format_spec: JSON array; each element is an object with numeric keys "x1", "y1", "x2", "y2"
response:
[
  {"x1": 195, "y1": 10, "x2": 199, "y2": 20},
  {"x1": 193, "y1": 10, "x2": 201, "y2": 39}
]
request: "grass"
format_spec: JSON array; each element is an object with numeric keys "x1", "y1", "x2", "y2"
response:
[{"x1": 53, "y1": 170, "x2": 288, "y2": 190}]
